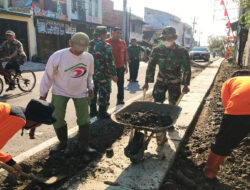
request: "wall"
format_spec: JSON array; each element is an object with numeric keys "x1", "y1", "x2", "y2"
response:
[
  {"x1": 144, "y1": 7, "x2": 171, "y2": 29},
  {"x1": 243, "y1": 29, "x2": 250, "y2": 66},
  {"x1": 0, "y1": 13, "x2": 37, "y2": 58}
]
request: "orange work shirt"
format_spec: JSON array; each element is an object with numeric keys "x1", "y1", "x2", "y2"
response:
[
  {"x1": 106, "y1": 38, "x2": 127, "y2": 68},
  {"x1": 0, "y1": 103, "x2": 26, "y2": 163},
  {"x1": 222, "y1": 76, "x2": 250, "y2": 115}
]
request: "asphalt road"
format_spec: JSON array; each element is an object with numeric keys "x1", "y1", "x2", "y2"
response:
[{"x1": 1, "y1": 59, "x2": 214, "y2": 157}]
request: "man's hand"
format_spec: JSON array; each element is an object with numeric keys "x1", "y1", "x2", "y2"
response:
[
  {"x1": 142, "y1": 83, "x2": 149, "y2": 91},
  {"x1": 0, "y1": 57, "x2": 10, "y2": 62},
  {"x1": 112, "y1": 76, "x2": 118, "y2": 83},
  {"x1": 182, "y1": 85, "x2": 190, "y2": 94},
  {"x1": 88, "y1": 90, "x2": 94, "y2": 100},
  {"x1": 12, "y1": 163, "x2": 22, "y2": 178}
]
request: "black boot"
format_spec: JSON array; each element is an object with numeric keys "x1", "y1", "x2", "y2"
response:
[
  {"x1": 51, "y1": 125, "x2": 68, "y2": 152},
  {"x1": 90, "y1": 104, "x2": 98, "y2": 118},
  {"x1": 97, "y1": 105, "x2": 110, "y2": 119},
  {"x1": 6, "y1": 83, "x2": 15, "y2": 91},
  {"x1": 78, "y1": 124, "x2": 97, "y2": 155}
]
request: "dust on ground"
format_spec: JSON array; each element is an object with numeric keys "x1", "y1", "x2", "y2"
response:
[
  {"x1": 0, "y1": 61, "x2": 213, "y2": 190},
  {"x1": 161, "y1": 62, "x2": 250, "y2": 190}
]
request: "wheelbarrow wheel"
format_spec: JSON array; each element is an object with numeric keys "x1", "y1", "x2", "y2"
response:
[
  {"x1": 129, "y1": 146, "x2": 145, "y2": 163},
  {"x1": 156, "y1": 132, "x2": 167, "y2": 145}
]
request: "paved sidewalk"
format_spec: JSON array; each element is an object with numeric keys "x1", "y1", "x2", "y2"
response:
[
  {"x1": 20, "y1": 61, "x2": 46, "y2": 71},
  {"x1": 58, "y1": 58, "x2": 224, "y2": 190},
  {"x1": 1, "y1": 61, "x2": 46, "y2": 72}
]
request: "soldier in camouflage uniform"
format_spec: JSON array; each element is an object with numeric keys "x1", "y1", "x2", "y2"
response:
[
  {"x1": 89, "y1": 26, "x2": 118, "y2": 119},
  {"x1": 143, "y1": 26, "x2": 191, "y2": 105},
  {"x1": 0, "y1": 30, "x2": 27, "y2": 91}
]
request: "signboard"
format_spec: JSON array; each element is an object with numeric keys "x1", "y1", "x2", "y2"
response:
[
  {"x1": 36, "y1": 18, "x2": 65, "y2": 35},
  {"x1": 65, "y1": 24, "x2": 77, "y2": 34}
]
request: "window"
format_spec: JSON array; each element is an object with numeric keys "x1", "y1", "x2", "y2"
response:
[
  {"x1": 89, "y1": 0, "x2": 92, "y2": 16},
  {"x1": 72, "y1": 0, "x2": 77, "y2": 13},
  {"x1": 95, "y1": 0, "x2": 98, "y2": 17},
  {"x1": 132, "y1": 24, "x2": 135, "y2": 32}
]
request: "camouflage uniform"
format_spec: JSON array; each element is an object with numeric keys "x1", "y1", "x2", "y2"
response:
[
  {"x1": 89, "y1": 26, "x2": 117, "y2": 118},
  {"x1": 145, "y1": 26, "x2": 191, "y2": 104},
  {"x1": 127, "y1": 44, "x2": 145, "y2": 81},
  {"x1": 0, "y1": 39, "x2": 27, "y2": 73}
]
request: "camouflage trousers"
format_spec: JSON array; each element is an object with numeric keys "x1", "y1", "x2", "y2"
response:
[
  {"x1": 153, "y1": 80, "x2": 181, "y2": 105},
  {"x1": 90, "y1": 81, "x2": 111, "y2": 107}
]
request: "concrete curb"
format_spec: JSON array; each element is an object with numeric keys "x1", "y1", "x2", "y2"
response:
[{"x1": 58, "y1": 58, "x2": 224, "y2": 190}]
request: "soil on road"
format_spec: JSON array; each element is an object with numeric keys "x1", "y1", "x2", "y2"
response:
[
  {"x1": 161, "y1": 61, "x2": 250, "y2": 190},
  {"x1": 0, "y1": 60, "x2": 212, "y2": 190}
]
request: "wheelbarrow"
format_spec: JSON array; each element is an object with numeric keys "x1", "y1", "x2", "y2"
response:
[{"x1": 111, "y1": 96, "x2": 182, "y2": 163}]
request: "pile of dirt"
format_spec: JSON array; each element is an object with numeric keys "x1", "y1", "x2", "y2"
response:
[
  {"x1": 117, "y1": 111, "x2": 173, "y2": 128},
  {"x1": 161, "y1": 62, "x2": 250, "y2": 190},
  {"x1": 0, "y1": 120, "x2": 125, "y2": 190}
]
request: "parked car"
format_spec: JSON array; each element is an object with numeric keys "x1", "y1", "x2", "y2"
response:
[{"x1": 189, "y1": 47, "x2": 210, "y2": 62}]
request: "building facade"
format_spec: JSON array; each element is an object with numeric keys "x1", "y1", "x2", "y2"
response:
[
  {"x1": 0, "y1": 0, "x2": 103, "y2": 60},
  {"x1": 102, "y1": 0, "x2": 144, "y2": 43},
  {"x1": 0, "y1": 0, "x2": 37, "y2": 59},
  {"x1": 144, "y1": 7, "x2": 193, "y2": 47}
]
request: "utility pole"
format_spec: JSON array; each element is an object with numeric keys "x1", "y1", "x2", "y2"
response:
[
  {"x1": 192, "y1": 17, "x2": 197, "y2": 47},
  {"x1": 128, "y1": 7, "x2": 131, "y2": 43},
  {"x1": 122, "y1": 0, "x2": 127, "y2": 41}
]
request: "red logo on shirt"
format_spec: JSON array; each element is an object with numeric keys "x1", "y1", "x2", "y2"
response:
[{"x1": 64, "y1": 63, "x2": 87, "y2": 78}]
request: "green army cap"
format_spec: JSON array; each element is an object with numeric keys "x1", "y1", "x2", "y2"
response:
[
  {"x1": 71, "y1": 32, "x2": 89, "y2": 52},
  {"x1": 160, "y1": 26, "x2": 177, "y2": 39},
  {"x1": 94, "y1": 26, "x2": 108, "y2": 36}
]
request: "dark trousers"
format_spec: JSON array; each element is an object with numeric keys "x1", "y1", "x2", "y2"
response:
[
  {"x1": 211, "y1": 114, "x2": 250, "y2": 156},
  {"x1": 129, "y1": 59, "x2": 139, "y2": 81},
  {"x1": 116, "y1": 67, "x2": 125, "y2": 101}
]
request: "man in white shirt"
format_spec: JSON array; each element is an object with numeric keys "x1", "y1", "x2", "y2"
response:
[{"x1": 39, "y1": 32, "x2": 96, "y2": 154}]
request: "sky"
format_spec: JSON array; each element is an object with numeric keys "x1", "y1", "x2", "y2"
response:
[{"x1": 112, "y1": 0, "x2": 239, "y2": 46}]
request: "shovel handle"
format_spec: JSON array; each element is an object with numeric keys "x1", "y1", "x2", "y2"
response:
[
  {"x1": 0, "y1": 161, "x2": 35, "y2": 179},
  {"x1": 143, "y1": 89, "x2": 146, "y2": 101},
  {"x1": 176, "y1": 92, "x2": 185, "y2": 106}
]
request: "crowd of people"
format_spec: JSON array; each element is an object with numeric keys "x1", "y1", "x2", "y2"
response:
[{"x1": 0, "y1": 26, "x2": 249, "y2": 184}]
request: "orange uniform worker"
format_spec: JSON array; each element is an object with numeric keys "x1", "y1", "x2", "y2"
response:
[
  {"x1": 205, "y1": 70, "x2": 250, "y2": 179},
  {"x1": 0, "y1": 99, "x2": 55, "y2": 177}
]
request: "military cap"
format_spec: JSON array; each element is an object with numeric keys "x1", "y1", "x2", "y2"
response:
[
  {"x1": 112, "y1": 27, "x2": 122, "y2": 31},
  {"x1": 5, "y1": 30, "x2": 15, "y2": 36},
  {"x1": 94, "y1": 26, "x2": 108, "y2": 36},
  {"x1": 160, "y1": 26, "x2": 177, "y2": 38},
  {"x1": 71, "y1": 32, "x2": 90, "y2": 52}
]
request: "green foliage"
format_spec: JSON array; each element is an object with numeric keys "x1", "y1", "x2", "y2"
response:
[
  {"x1": 208, "y1": 35, "x2": 226, "y2": 54},
  {"x1": 232, "y1": 0, "x2": 250, "y2": 29}
]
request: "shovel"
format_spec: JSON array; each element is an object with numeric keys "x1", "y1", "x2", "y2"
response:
[{"x1": 0, "y1": 161, "x2": 67, "y2": 185}]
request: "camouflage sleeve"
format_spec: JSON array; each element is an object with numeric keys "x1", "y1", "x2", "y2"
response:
[
  {"x1": 181, "y1": 49, "x2": 191, "y2": 85},
  {"x1": 145, "y1": 48, "x2": 158, "y2": 83},
  {"x1": 139, "y1": 46, "x2": 145, "y2": 52},
  {"x1": 16, "y1": 41, "x2": 24, "y2": 54},
  {"x1": 106, "y1": 44, "x2": 117, "y2": 77},
  {"x1": 88, "y1": 41, "x2": 95, "y2": 55}
]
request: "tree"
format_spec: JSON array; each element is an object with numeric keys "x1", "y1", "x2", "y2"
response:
[
  {"x1": 208, "y1": 35, "x2": 226, "y2": 55},
  {"x1": 232, "y1": 0, "x2": 250, "y2": 29}
]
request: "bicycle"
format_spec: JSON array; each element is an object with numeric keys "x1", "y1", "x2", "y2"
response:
[{"x1": 0, "y1": 62, "x2": 36, "y2": 95}]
